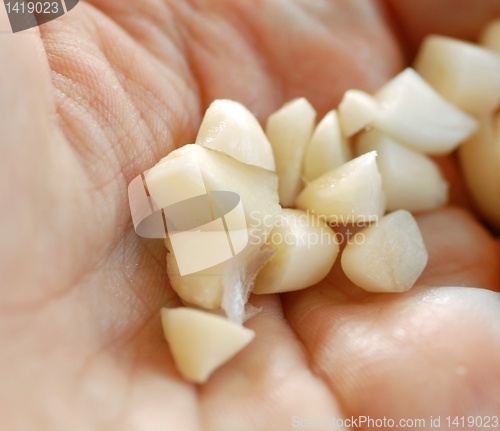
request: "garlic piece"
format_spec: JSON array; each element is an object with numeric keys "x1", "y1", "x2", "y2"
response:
[
  {"x1": 373, "y1": 68, "x2": 478, "y2": 155},
  {"x1": 253, "y1": 209, "x2": 339, "y2": 294},
  {"x1": 338, "y1": 90, "x2": 379, "y2": 137},
  {"x1": 356, "y1": 130, "x2": 448, "y2": 212},
  {"x1": 414, "y1": 35, "x2": 500, "y2": 116},
  {"x1": 196, "y1": 99, "x2": 276, "y2": 171},
  {"x1": 161, "y1": 307, "x2": 255, "y2": 383},
  {"x1": 150, "y1": 145, "x2": 281, "y2": 230},
  {"x1": 479, "y1": 19, "x2": 500, "y2": 55},
  {"x1": 341, "y1": 210, "x2": 428, "y2": 293},
  {"x1": 167, "y1": 254, "x2": 225, "y2": 309},
  {"x1": 458, "y1": 115, "x2": 500, "y2": 230},
  {"x1": 303, "y1": 110, "x2": 351, "y2": 182},
  {"x1": 295, "y1": 152, "x2": 385, "y2": 223},
  {"x1": 147, "y1": 145, "x2": 281, "y2": 309},
  {"x1": 266, "y1": 98, "x2": 316, "y2": 207}
]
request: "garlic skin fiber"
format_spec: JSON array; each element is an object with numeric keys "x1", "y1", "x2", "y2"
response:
[
  {"x1": 303, "y1": 110, "x2": 351, "y2": 182},
  {"x1": 338, "y1": 89, "x2": 379, "y2": 137},
  {"x1": 196, "y1": 99, "x2": 276, "y2": 171},
  {"x1": 414, "y1": 35, "x2": 500, "y2": 116},
  {"x1": 253, "y1": 209, "x2": 339, "y2": 294},
  {"x1": 373, "y1": 68, "x2": 478, "y2": 155},
  {"x1": 266, "y1": 98, "x2": 316, "y2": 207},
  {"x1": 295, "y1": 151, "x2": 385, "y2": 223},
  {"x1": 341, "y1": 210, "x2": 428, "y2": 293},
  {"x1": 356, "y1": 130, "x2": 448, "y2": 213},
  {"x1": 161, "y1": 308, "x2": 255, "y2": 383}
]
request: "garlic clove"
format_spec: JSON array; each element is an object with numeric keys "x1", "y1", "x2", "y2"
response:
[
  {"x1": 338, "y1": 90, "x2": 379, "y2": 137},
  {"x1": 458, "y1": 115, "x2": 500, "y2": 230},
  {"x1": 161, "y1": 307, "x2": 255, "y2": 384},
  {"x1": 266, "y1": 98, "x2": 316, "y2": 207},
  {"x1": 414, "y1": 35, "x2": 500, "y2": 116},
  {"x1": 479, "y1": 19, "x2": 500, "y2": 56},
  {"x1": 253, "y1": 209, "x2": 339, "y2": 294},
  {"x1": 196, "y1": 99, "x2": 276, "y2": 171},
  {"x1": 145, "y1": 151, "x2": 207, "y2": 209},
  {"x1": 356, "y1": 130, "x2": 448, "y2": 212},
  {"x1": 151, "y1": 144, "x2": 281, "y2": 231},
  {"x1": 167, "y1": 253, "x2": 225, "y2": 310},
  {"x1": 295, "y1": 152, "x2": 385, "y2": 223},
  {"x1": 341, "y1": 210, "x2": 428, "y2": 293},
  {"x1": 147, "y1": 145, "x2": 281, "y2": 310},
  {"x1": 373, "y1": 68, "x2": 478, "y2": 155},
  {"x1": 303, "y1": 110, "x2": 351, "y2": 182}
]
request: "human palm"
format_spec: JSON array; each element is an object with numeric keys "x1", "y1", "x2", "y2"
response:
[{"x1": 1, "y1": 0, "x2": 500, "y2": 429}]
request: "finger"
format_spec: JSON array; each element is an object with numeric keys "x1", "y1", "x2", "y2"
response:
[
  {"x1": 383, "y1": 0, "x2": 500, "y2": 56},
  {"x1": 200, "y1": 293, "x2": 346, "y2": 431},
  {"x1": 282, "y1": 208, "x2": 500, "y2": 423},
  {"x1": 284, "y1": 283, "x2": 500, "y2": 424},
  {"x1": 415, "y1": 207, "x2": 500, "y2": 292},
  {"x1": 0, "y1": 27, "x2": 65, "y2": 305},
  {"x1": 166, "y1": 0, "x2": 402, "y2": 122}
]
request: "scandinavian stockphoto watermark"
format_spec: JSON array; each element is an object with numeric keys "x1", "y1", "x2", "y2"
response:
[
  {"x1": 291, "y1": 415, "x2": 499, "y2": 428},
  {"x1": 2, "y1": 0, "x2": 79, "y2": 33},
  {"x1": 248, "y1": 210, "x2": 375, "y2": 248}
]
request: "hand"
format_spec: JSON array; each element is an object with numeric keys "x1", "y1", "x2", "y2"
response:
[{"x1": 1, "y1": 1, "x2": 500, "y2": 429}]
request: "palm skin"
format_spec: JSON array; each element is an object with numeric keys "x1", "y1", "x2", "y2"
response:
[{"x1": 1, "y1": 0, "x2": 500, "y2": 429}]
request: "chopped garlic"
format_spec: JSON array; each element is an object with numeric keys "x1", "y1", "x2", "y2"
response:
[
  {"x1": 373, "y1": 68, "x2": 478, "y2": 155},
  {"x1": 414, "y1": 35, "x2": 500, "y2": 116},
  {"x1": 167, "y1": 255, "x2": 225, "y2": 310},
  {"x1": 266, "y1": 98, "x2": 316, "y2": 207},
  {"x1": 338, "y1": 89, "x2": 379, "y2": 137},
  {"x1": 458, "y1": 115, "x2": 500, "y2": 230},
  {"x1": 479, "y1": 19, "x2": 500, "y2": 55},
  {"x1": 146, "y1": 145, "x2": 281, "y2": 310},
  {"x1": 151, "y1": 144, "x2": 281, "y2": 230},
  {"x1": 161, "y1": 308, "x2": 255, "y2": 383},
  {"x1": 253, "y1": 209, "x2": 339, "y2": 294},
  {"x1": 356, "y1": 130, "x2": 448, "y2": 212},
  {"x1": 341, "y1": 210, "x2": 428, "y2": 293},
  {"x1": 295, "y1": 152, "x2": 385, "y2": 223},
  {"x1": 303, "y1": 110, "x2": 351, "y2": 182},
  {"x1": 196, "y1": 99, "x2": 276, "y2": 171}
]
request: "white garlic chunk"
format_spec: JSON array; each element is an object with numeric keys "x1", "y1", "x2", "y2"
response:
[
  {"x1": 167, "y1": 254, "x2": 225, "y2": 310},
  {"x1": 253, "y1": 209, "x2": 339, "y2": 294},
  {"x1": 266, "y1": 98, "x2": 316, "y2": 207},
  {"x1": 303, "y1": 110, "x2": 351, "y2": 182},
  {"x1": 196, "y1": 99, "x2": 276, "y2": 171},
  {"x1": 295, "y1": 152, "x2": 385, "y2": 223},
  {"x1": 338, "y1": 89, "x2": 379, "y2": 137},
  {"x1": 373, "y1": 68, "x2": 478, "y2": 155},
  {"x1": 458, "y1": 115, "x2": 500, "y2": 230},
  {"x1": 151, "y1": 145, "x2": 281, "y2": 230},
  {"x1": 414, "y1": 35, "x2": 500, "y2": 116},
  {"x1": 161, "y1": 307, "x2": 255, "y2": 383},
  {"x1": 479, "y1": 19, "x2": 500, "y2": 55},
  {"x1": 146, "y1": 145, "x2": 281, "y2": 309},
  {"x1": 356, "y1": 130, "x2": 448, "y2": 212},
  {"x1": 341, "y1": 210, "x2": 428, "y2": 293}
]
